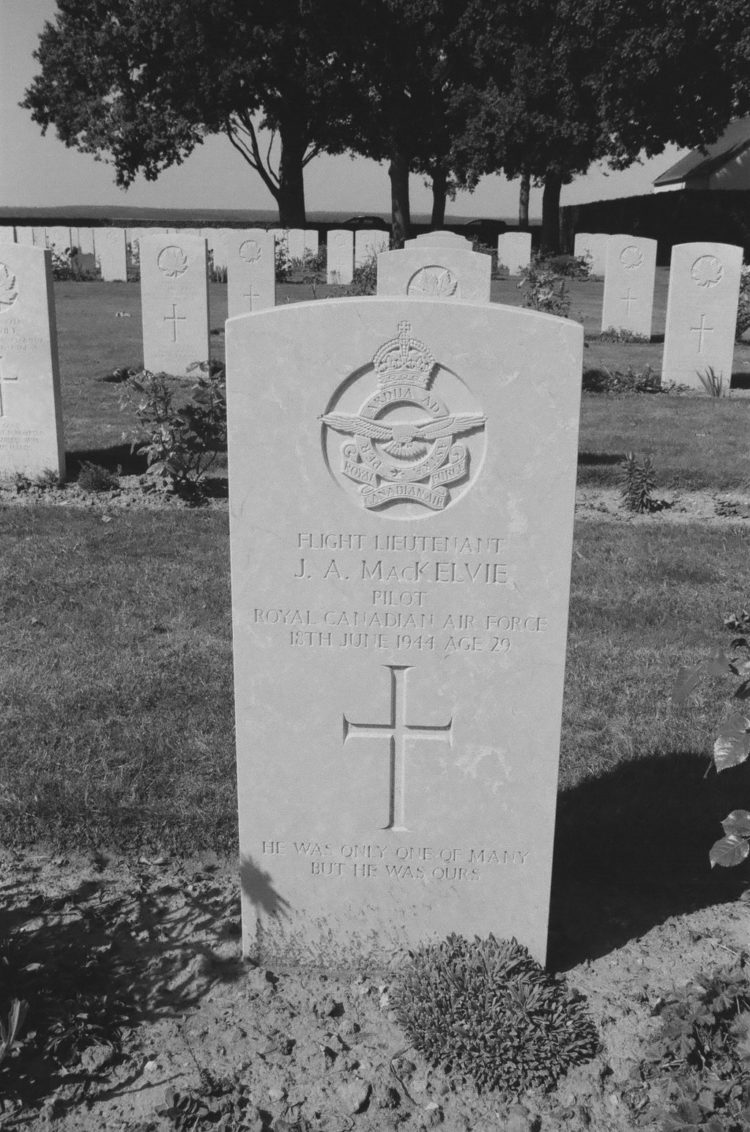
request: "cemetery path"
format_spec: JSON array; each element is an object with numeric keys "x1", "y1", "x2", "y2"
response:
[{"x1": 2, "y1": 850, "x2": 748, "y2": 1132}]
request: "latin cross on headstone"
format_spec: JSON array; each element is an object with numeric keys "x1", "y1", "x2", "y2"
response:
[
  {"x1": 164, "y1": 303, "x2": 187, "y2": 342},
  {"x1": 343, "y1": 665, "x2": 453, "y2": 831},
  {"x1": 620, "y1": 288, "x2": 636, "y2": 315},
  {"x1": 690, "y1": 314, "x2": 714, "y2": 354},
  {"x1": 242, "y1": 284, "x2": 261, "y2": 308},
  {"x1": 0, "y1": 355, "x2": 19, "y2": 418}
]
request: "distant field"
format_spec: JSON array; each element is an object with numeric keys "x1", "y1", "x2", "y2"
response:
[{"x1": 52, "y1": 278, "x2": 750, "y2": 490}]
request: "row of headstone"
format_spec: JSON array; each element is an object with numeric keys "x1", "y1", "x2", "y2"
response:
[{"x1": 377, "y1": 230, "x2": 491, "y2": 302}]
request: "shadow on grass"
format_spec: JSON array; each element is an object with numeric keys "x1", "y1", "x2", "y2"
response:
[
  {"x1": 66, "y1": 443, "x2": 149, "y2": 477},
  {"x1": 0, "y1": 863, "x2": 242, "y2": 1111},
  {"x1": 549, "y1": 750, "x2": 748, "y2": 972},
  {"x1": 578, "y1": 451, "x2": 623, "y2": 466}
]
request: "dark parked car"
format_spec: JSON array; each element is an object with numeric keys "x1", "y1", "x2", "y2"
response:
[
  {"x1": 461, "y1": 218, "x2": 508, "y2": 245},
  {"x1": 341, "y1": 215, "x2": 390, "y2": 231}
]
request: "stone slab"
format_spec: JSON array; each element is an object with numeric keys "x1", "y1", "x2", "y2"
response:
[
  {"x1": 326, "y1": 230, "x2": 354, "y2": 284},
  {"x1": 573, "y1": 232, "x2": 607, "y2": 276},
  {"x1": 600, "y1": 235, "x2": 657, "y2": 338},
  {"x1": 287, "y1": 229, "x2": 306, "y2": 260},
  {"x1": 355, "y1": 229, "x2": 389, "y2": 268},
  {"x1": 405, "y1": 231, "x2": 472, "y2": 249},
  {"x1": 227, "y1": 229, "x2": 275, "y2": 317},
  {"x1": 226, "y1": 297, "x2": 583, "y2": 966},
  {"x1": 32, "y1": 228, "x2": 46, "y2": 247},
  {"x1": 497, "y1": 233, "x2": 532, "y2": 276},
  {"x1": 75, "y1": 227, "x2": 95, "y2": 255},
  {"x1": 0, "y1": 244, "x2": 65, "y2": 479},
  {"x1": 377, "y1": 247, "x2": 492, "y2": 303},
  {"x1": 15, "y1": 228, "x2": 34, "y2": 247},
  {"x1": 0, "y1": 227, "x2": 15, "y2": 245},
  {"x1": 140, "y1": 234, "x2": 210, "y2": 376},
  {"x1": 661, "y1": 242, "x2": 743, "y2": 390},
  {"x1": 95, "y1": 228, "x2": 127, "y2": 281}
]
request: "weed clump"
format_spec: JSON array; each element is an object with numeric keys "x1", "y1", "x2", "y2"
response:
[
  {"x1": 390, "y1": 934, "x2": 598, "y2": 1095},
  {"x1": 77, "y1": 461, "x2": 119, "y2": 492},
  {"x1": 620, "y1": 451, "x2": 657, "y2": 513}
]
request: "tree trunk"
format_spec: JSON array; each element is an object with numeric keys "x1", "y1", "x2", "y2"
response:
[
  {"x1": 430, "y1": 166, "x2": 448, "y2": 228},
  {"x1": 541, "y1": 170, "x2": 562, "y2": 253},
  {"x1": 389, "y1": 151, "x2": 411, "y2": 247},
  {"x1": 276, "y1": 123, "x2": 307, "y2": 227},
  {"x1": 518, "y1": 169, "x2": 530, "y2": 228}
]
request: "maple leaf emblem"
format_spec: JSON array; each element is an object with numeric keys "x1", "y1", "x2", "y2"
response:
[
  {"x1": 239, "y1": 240, "x2": 262, "y2": 263},
  {"x1": 691, "y1": 255, "x2": 724, "y2": 289},
  {"x1": 620, "y1": 246, "x2": 644, "y2": 270},
  {"x1": 156, "y1": 245, "x2": 189, "y2": 278},
  {"x1": 407, "y1": 267, "x2": 459, "y2": 298},
  {"x1": 0, "y1": 263, "x2": 18, "y2": 311}
]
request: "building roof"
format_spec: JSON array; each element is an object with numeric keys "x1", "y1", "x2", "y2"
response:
[{"x1": 653, "y1": 117, "x2": 750, "y2": 187}]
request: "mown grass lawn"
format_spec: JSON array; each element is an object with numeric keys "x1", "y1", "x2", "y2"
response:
[{"x1": 1, "y1": 506, "x2": 746, "y2": 856}]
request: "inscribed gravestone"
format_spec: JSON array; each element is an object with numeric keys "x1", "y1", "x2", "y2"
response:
[
  {"x1": 287, "y1": 229, "x2": 306, "y2": 261},
  {"x1": 16, "y1": 229, "x2": 34, "y2": 247},
  {"x1": 661, "y1": 242, "x2": 743, "y2": 390},
  {"x1": 227, "y1": 229, "x2": 275, "y2": 317},
  {"x1": 226, "y1": 297, "x2": 582, "y2": 965},
  {"x1": 95, "y1": 228, "x2": 127, "y2": 281},
  {"x1": 76, "y1": 228, "x2": 95, "y2": 254},
  {"x1": 573, "y1": 232, "x2": 607, "y2": 276},
  {"x1": 498, "y1": 232, "x2": 532, "y2": 276},
  {"x1": 0, "y1": 228, "x2": 15, "y2": 245},
  {"x1": 32, "y1": 228, "x2": 46, "y2": 247},
  {"x1": 140, "y1": 234, "x2": 209, "y2": 376},
  {"x1": 600, "y1": 235, "x2": 657, "y2": 338},
  {"x1": 377, "y1": 246, "x2": 492, "y2": 302},
  {"x1": 0, "y1": 244, "x2": 64, "y2": 479},
  {"x1": 326, "y1": 230, "x2": 354, "y2": 284},
  {"x1": 355, "y1": 229, "x2": 389, "y2": 268}
]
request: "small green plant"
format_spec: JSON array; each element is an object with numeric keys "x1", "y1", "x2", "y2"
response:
[
  {"x1": 546, "y1": 253, "x2": 591, "y2": 279},
  {"x1": 274, "y1": 235, "x2": 292, "y2": 282},
  {"x1": 77, "y1": 461, "x2": 120, "y2": 492},
  {"x1": 643, "y1": 962, "x2": 750, "y2": 1130},
  {"x1": 599, "y1": 326, "x2": 650, "y2": 344},
  {"x1": 583, "y1": 365, "x2": 662, "y2": 394},
  {"x1": 698, "y1": 366, "x2": 725, "y2": 398},
  {"x1": 390, "y1": 934, "x2": 598, "y2": 1095},
  {"x1": 620, "y1": 452, "x2": 657, "y2": 513},
  {"x1": 673, "y1": 616, "x2": 750, "y2": 868},
  {"x1": 120, "y1": 362, "x2": 227, "y2": 500},
  {"x1": 342, "y1": 251, "x2": 378, "y2": 296},
  {"x1": 517, "y1": 256, "x2": 570, "y2": 317},
  {"x1": 736, "y1": 264, "x2": 750, "y2": 342}
]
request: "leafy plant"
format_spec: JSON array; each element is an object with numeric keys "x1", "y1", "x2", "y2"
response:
[
  {"x1": 620, "y1": 452, "x2": 657, "y2": 513},
  {"x1": 599, "y1": 326, "x2": 650, "y2": 344},
  {"x1": 643, "y1": 962, "x2": 750, "y2": 1131},
  {"x1": 545, "y1": 253, "x2": 591, "y2": 279},
  {"x1": 736, "y1": 265, "x2": 750, "y2": 343},
  {"x1": 275, "y1": 234, "x2": 292, "y2": 282},
  {"x1": 583, "y1": 365, "x2": 662, "y2": 394},
  {"x1": 390, "y1": 934, "x2": 598, "y2": 1095},
  {"x1": 517, "y1": 256, "x2": 570, "y2": 317},
  {"x1": 77, "y1": 461, "x2": 120, "y2": 492},
  {"x1": 698, "y1": 366, "x2": 725, "y2": 398},
  {"x1": 342, "y1": 251, "x2": 378, "y2": 296},
  {"x1": 120, "y1": 362, "x2": 226, "y2": 501},
  {"x1": 673, "y1": 617, "x2": 750, "y2": 868}
]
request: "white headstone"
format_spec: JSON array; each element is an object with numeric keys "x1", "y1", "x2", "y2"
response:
[
  {"x1": 0, "y1": 227, "x2": 15, "y2": 245},
  {"x1": 326, "y1": 230, "x2": 354, "y2": 285},
  {"x1": 405, "y1": 231, "x2": 472, "y2": 249},
  {"x1": 287, "y1": 229, "x2": 307, "y2": 261},
  {"x1": 227, "y1": 229, "x2": 275, "y2": 317},
  {"x1": 377, "y1": 247, "x2": 492, "y2": 303},
  {"x1": 573, "y1": 232, "x2": 607, "y2": 276},
  {"x1": 497, "y1": 232, "x2": 532, "y2": 276},
  {"x1": 600, "y1": 235, "x2": 657, "y2": 338},
  {"x1": 32, "y1": 228, "x2": 46, "y2": 247},
  {"x1": 76, "y1": 227, "x2": 95, "y2": 255},
  {"x1": 201, "y1": 229, "x2": 229, "y2": 272},
  {"x1": 304, "y1": 230, "x2": 319, "y2": 258},
  {"x1": 45, "y1": 227, "x2": 71, "y2": 253},
  {"x1": 661, "y1": 242, "x2": 743, "y2": 390},
  {"x1": 226, "y1": 298, "x2": 583, "y2": 965},
  {"x1": 355, "y1": 229, "x2": 389, "y2": 268},
  {"x1": 140, "y1": 234, "x2": 210, "y2": 376},
  {"x1": 15, "y1": 228, "x2": 35, "y2": 247},
  {"x1": 0, "y1": 244, "x2": 65, "y2": 479},
  {"x1": 95, "y1": 229, "x2": 128, "y2": 281}
]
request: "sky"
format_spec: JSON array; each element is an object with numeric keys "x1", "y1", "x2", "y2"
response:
[{"x1": 0, "y1": 0, "x2": 688, "y2": 221}]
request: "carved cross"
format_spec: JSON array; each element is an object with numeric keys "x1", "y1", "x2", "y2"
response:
[
  {"x1": 620, "y1": 288, "x2": 636, "y2": 315},
  {"x1": 690, "y1": 314, "x2": 714, "y2": 354},
  {"x1": 164, "y1": 304, "x2": 186, "y2": 342},
  {"x1": 343, "y1": 665, "x2": 453, "y2": 831}
]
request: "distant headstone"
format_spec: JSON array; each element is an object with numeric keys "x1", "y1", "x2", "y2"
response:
[
  {"x1": 287, "y1": 229, "x2": 306, "y2": 260},
  {"x1": 304, "y1": 230, "x2": 319, "y2": 258},
  {"x1": 76, "y1": 228, "x2": 95, "y2": 255},
  {"x1": 600, "y1": 235, "x2": 657, "y2": 339},
  {"x1": 355, "y1": 229, "x2": 389, "y2": 268},
  {"x1": 326, "y1": 230, "x2": 354, "y2": 284},
  {"x1": 497, "y1": 232, "x2": 532, "y2": 276},
  {"x1": 661, "y1": 242, "x2": 743, "y2": 390},
  {"x1": 15, "y1": 228, "x2": 34, "y2": 247},
  {"x1": 377, "y1": 246, "x2": 492, "y2": 302},
  {"x1": 46, "y1": 227, "x2": 71, "y2": 253},
  {"x1": 32, "y1": 228, "x2": 46, "y2": 248},
  {"x1": 140, "y1": 234, "x2": 210, "y2": 376},
  {"x1": 0, "y1": 227, "x2": 15, "y2": 245},
  {"x1": 226, "y1": 298, "x2": 582, "y2": 965},
  {"x1": 405, "y1": 231, "x2": 472, "y2": 249},
  {"x1": 0, "y1": 244, "x2": 65, "y2": 479},
  {"x1": 573, "y1": 232, "x2": 607, "y2": 276},
  {"x1": 227, "y1": 229, "x2": 275, "y2": 317},
  {"x1": 95, "y1": 229, "x2": 128, "y2": 281}
]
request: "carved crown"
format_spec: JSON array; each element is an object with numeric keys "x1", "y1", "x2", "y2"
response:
[{"x1": 372, "y1": 321, "x2": 436, "y2": 388}]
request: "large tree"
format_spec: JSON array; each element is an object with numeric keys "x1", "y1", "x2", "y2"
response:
[
  {"x1": 448, "y1": 0, "x2": 750, "y2": 251},
  {"x1": 21, "y1": 0, "x2": 357, "y2": 225}
]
